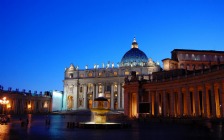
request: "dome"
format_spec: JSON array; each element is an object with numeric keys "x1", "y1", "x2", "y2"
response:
[{"x1": 120, "y1": 38, "x2": 148, "y2": 67}]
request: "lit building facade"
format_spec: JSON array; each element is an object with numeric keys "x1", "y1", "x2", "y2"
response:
[
  {"x1": 0, "y1": 87, "x2": 52, "y2": 114},
  {"x1": 63, "y1": 38, "x2": 161, "y2": 111},
  {"x1": 163, "y1": 49, "x2": 224, "y2": 71},
  {"x1": 124, "y1": 49, "x2": 224, "y2": 118}
]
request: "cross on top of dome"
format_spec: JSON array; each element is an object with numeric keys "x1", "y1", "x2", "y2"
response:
[{"x1": 131, "y1": 37, "x2": 138, "y2": 48}]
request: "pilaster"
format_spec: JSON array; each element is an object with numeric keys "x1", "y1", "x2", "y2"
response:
[
  {"x1": 178, "y1": 87, "x2": 183, "y2": 116},
  {"x1": 186, "y1": 87, "x2": 191, "y2": 116},
  {"x1": 83, "y1": 84, "x2": 87, "y2": 109},
  {"x1": 194, "y1": 85, "x2": 199, "y2": 116},
  {"x1": 202, "y1": 84, "x2": 208, "y2": 117},
  {"x1": 220, "y1": 81, "x2": 224, "y2": 117},
  {"x1": 162, "y1": 90, "x2": 167, "y2": 116},
  {"x1": 111, "y1": 84, "x2": 114, "y2": 110},
  {"x1": 210, "y1": 83, "x2": 217, "y2": 117},
  {"x1": 170, "y1": 90, "x2": 175, "y2": 117}
]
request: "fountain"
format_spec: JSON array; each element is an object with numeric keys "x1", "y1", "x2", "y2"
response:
[
  {"x1": 78, "y1": 96, "x2": 130, "y2": 129},
  {"x1": 90, "y1": 97, "x2": 110, "y2": 123}
]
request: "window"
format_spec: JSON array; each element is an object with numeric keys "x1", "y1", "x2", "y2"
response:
[
  {"x1": 99, "y1": 85, "x2": 102, "y2": 93},
  {"x1": 125, "y1": 71, "x2": 129, "y2": 75},
  {"x1": 178, "y1": 54, "x2": 184, "y2": 61},
  {"x1": 88, "y1": 72, "x2": 93, "y2": 77},
  {"x1": 114, "y1": 84, "x2": 117, "y2": 92},
  {"x1": 114, "y1": 72, "x2": 118, "y2": 76},
  {"x1": 192, "y1": 54, "x2": 195, "y2": 60},
  {"x1": 98, "y1": 72, "x2": 102, "y2": 76},
  {"x1": 69, "y1": 73, "x2": 73, "y2": 78},
  {"x1": 185, "y1": 54, "x2": 189, "y2": 60},
  {"x1": 196, "y1": 55, "x2": 201, "y2": 61},
  {"x1": 87, "y1": 84, "x2": 93, "y2": 93}
]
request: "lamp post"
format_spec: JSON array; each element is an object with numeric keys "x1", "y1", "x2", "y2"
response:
[{"x1": 0, "y1": 97, "x2": 9, "y2": 114}]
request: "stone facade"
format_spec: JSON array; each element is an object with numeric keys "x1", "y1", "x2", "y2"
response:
[
  {"x1": 0, "y1": 87, "x2": 52, "y2": 114},
  {"x1": 63, "y1": 38, "x2": 161, "y2": 111},
  {"x1": 124, "y1": 49, "x2": 224, "y2": 118}
]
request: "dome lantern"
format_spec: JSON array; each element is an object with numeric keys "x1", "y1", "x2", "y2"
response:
[{"x1": 131, "y1": 37, "x2": 138, "y2": 48}]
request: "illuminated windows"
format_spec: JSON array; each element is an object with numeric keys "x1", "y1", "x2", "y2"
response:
[
  {"x1": 88, "y1": 72, "x2": 93, "y2": 77},
  {"x1": 99, "y1": 85, "x2": 102, "y2": 93},
  {"x1": 98, "y1": 72, "x2": 102, "y2": 76},
  {"x1": 125, "y1": 71, "x2": 129, "y2": 75}
]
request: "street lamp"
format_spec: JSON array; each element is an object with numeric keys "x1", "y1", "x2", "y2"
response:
[{"x1": 0, "y1": 97, "x2": 9, "y2": 114}]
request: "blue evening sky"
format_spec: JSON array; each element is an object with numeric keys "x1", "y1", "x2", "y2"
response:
[{"x1": 0, "y1": 0, "x2": 224, "y2": 93}]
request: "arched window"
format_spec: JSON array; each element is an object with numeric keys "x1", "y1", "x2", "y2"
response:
[
  {"x1": 69, "y1": 73, "x2": 73, "y2": 78},
  {"x1": 180, "y1": 64, "x2": 184, "y2": 69},
  {"x1": 196, "y1": 55, "x2": 201, "y2": 61},
  {"x1": 185, "y1": 54, "x2": 189, "y2": 60},
  {"x1": 88, "y1": 72, "x2": 93, "y2": 77}
]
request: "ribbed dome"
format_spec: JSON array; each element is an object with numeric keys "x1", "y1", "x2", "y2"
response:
[{"x1": 120, "y1": 38, "x2": 148, "y2": 67}]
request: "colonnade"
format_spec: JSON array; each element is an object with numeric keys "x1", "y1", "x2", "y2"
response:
[
  {"x1": 143, "y1": 81, "x2": 224, "y2": 118},
  {"x1": 0, "y1": 95, "x2": 51, "y2": 114}
]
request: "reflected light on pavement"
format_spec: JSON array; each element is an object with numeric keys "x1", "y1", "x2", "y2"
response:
[{"x1": 0, "y1": 125, "x2": 10, "y2": 139}]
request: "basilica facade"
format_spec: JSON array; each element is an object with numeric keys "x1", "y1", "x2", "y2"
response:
[{"x1": 63, "y1": 38, "x2": 161, "y2": 111}]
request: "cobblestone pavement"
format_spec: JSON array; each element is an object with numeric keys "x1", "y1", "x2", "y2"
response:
[{"x1": 0, "y1": 113, "x2": 223, "y2": 140}]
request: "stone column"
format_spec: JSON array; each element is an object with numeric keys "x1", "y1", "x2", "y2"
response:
[
  {"x1": 178, "y1": 87, "x2": 183, "y2": 116},
  {"x1": 111, "y1": 84, "x2": 114, "y2": 110},
  {"x1": 202, "y1": 84, "x2": 208, "y2": 117},
  {"x1": 102, "y1": 84, "x2": 105, "y2": 94},
  {"x1": 170, "y1": 90, "x2": 175, "y2": 117},
  {"x1": 194, "y1": 85, "x2": 199, "y2": 116},
  {"x1": 83, "y1": 84, "x2": 87, "y2": 109},
  {"x1": 210, "y1": 83, "x2": 217, "y2": 117},
  {"x1": 118, "y1": 83, "x2": 121, "y2": 109},
  {"x1": 96, "y1": 84, "x2": 99, "y2": 98},
  {"x1": 73, "y1": 84, "x2": 78, "y2": 110},
  {"x1": 162, "y1": 90, "x2": 167, "y2": 117},
  {"x1": 186, "y1": 87, "x2": 191, "y2": 116},
  {"x1": 92, "y1": 84, "x2": 96, "y2": 108},
  {"x1": 122, "y1": 84, "x2": 124, "y2": 109},
  {"x1": 219, "y1": 81, "x2": 224, "y2": 117},
  {"x1": 155, "y1": 91, "x2": 159, "y2": 116},
  {"x1": 148, "y1": 90, "x2": 152, "y2": 115}
]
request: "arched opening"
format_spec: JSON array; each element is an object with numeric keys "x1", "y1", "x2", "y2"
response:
[
  {"x1": 67, "y1": 96, "x2": 74, "y2": 110},
  {"x1": 130, "y1": 92, "x2": 137, "y2": 117},
  {"x1": 88, "y1": 99, "x2": 93, "y2": 109}
]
